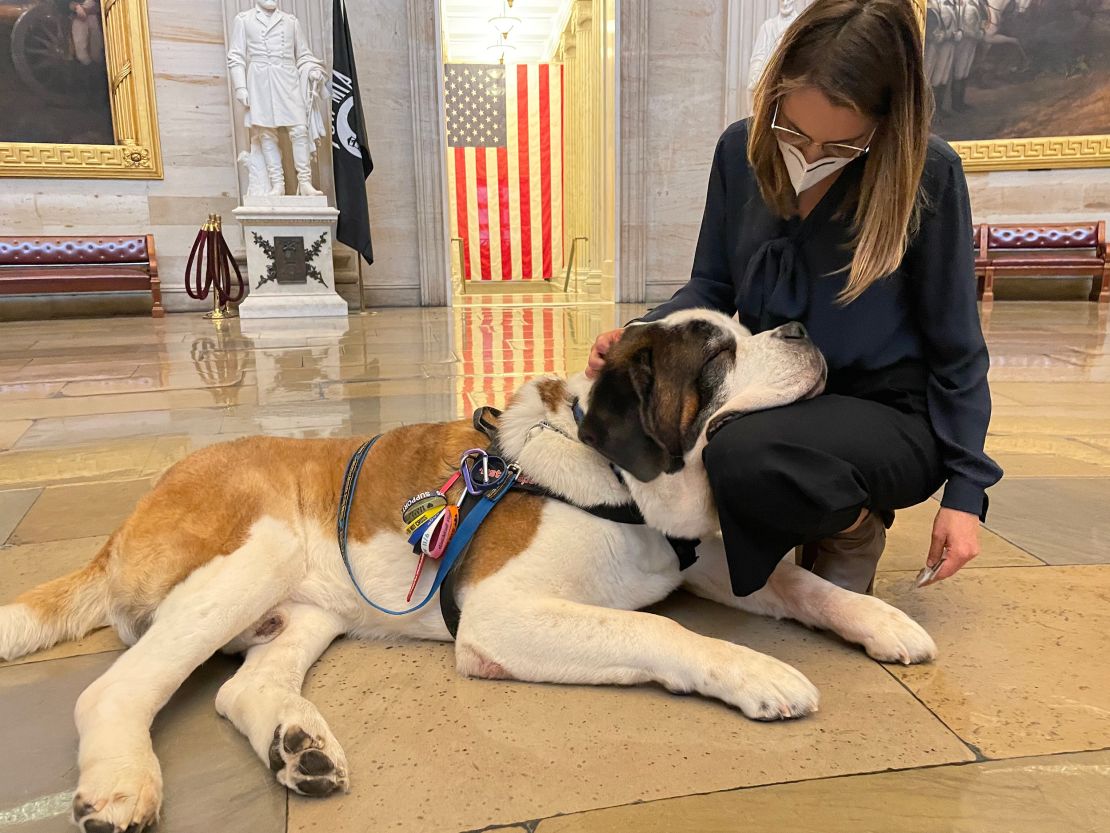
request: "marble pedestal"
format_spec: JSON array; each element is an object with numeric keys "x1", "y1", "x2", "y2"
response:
[{"x1": 233, "y1": 196, "x2": 348, "y2": 319}]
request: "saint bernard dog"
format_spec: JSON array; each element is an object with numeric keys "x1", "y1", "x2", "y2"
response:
[{"x1": 0, "y1": 310, "x2": 935, "y2": 833}]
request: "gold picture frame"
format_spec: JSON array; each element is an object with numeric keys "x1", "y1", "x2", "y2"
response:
[
  {"x1": 914, "y1": 0, "x2": 1110, "y2": 172},
  {"x1": 0, "y1": 0, "x2": 162, "y2": 179}
]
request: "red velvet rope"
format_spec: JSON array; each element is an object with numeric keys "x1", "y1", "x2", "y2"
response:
[{"x1": 184, "y1": 220, "x2": 246, "y2": 304}]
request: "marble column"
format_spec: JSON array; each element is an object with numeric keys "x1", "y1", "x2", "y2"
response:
[
  {"x1": 600, "y1": 0, "x2": 617, "y2": 294},
  {"x1": 562, "y1": 30, "x2": 578, "y2": 282},
  {"x1": 558, "y1": 0, "x2": 615, "y2": 296}
]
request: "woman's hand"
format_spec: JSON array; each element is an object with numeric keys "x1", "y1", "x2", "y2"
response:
[
  {"x1": 922, "y1": 507, "x2": 981, "y2": 585},
  {"x1": 585, "y1": 328, "x2": 625, "y2": 380}
]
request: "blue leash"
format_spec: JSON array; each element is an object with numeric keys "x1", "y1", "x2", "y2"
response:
[{"x1": 336, "y1": 436, "x2": 520, "y2": 616}]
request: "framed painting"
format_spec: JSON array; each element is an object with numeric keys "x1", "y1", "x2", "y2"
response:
[
  {"x1": 0, "y1": 0, "x2": 161, "y2": 178},
  {"x1": 918, "y1": 0, "x2": 1110, "y2": 171}
]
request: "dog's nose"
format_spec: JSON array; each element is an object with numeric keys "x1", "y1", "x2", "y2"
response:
[{"x1": 777, "y1": 321, "x2": 808, "y2": 340}]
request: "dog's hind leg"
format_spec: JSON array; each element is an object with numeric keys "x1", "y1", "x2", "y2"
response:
[
  {"x1": 71, "y1": 517, "x2": 304, "y2": 833},
  {"x1": 215, "y1": 602, "x2": 349, "y2": 797},
  {"x1": 683, "y1": 552, "x2": 936, "y2": 665},
  {"x1": 456, "y1": 594, "x2": 819, "y2": 721}
]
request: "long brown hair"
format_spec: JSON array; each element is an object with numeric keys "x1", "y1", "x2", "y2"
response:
[{"x1": 749, "y1": 0, "x2": 931, "y2": 302}]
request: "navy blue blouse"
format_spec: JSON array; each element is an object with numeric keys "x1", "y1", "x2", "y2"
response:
[{"x1": 642, "y1": 120, "x2": 1002, "y2": 519}]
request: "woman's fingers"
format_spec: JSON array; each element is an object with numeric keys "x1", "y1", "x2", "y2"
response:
[{"x1": 585, "y1": 328, "x2": 624, "y2": 379}]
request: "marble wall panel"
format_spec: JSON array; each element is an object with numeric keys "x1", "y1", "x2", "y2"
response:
[
  {"x1": 968, "y1": 169, "x2": 1110, "y2": 223},
  {"x1": 0, "y1": 195, "x2": 46, "y2": 233},
  {"x1": 349, "y1": 0, "x2": 423, "y2": 296},
  {"x1": 30, "y1": 194, "x2": 151, "y2": 231},
  {"x1": 641, "y1": 3, "x2": 729, "y2": 294}
]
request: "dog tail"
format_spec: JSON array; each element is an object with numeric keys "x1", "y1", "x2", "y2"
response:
[{"x1": 0, "y1": 537, "x2": 113, "y2": 661}]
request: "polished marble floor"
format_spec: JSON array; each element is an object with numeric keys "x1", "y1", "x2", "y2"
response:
[{"x1": 2, "y1": 301, "x2": 1110, "y2": 832}]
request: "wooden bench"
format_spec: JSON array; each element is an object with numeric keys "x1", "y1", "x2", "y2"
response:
[
  {"x1": 973, "y1": 224, "x2": 987, "y2": 295},
  {"x1": 0, "y1": 235, "x2": 164, "y2": 317},
  {"x1": 977, "y1": 222, "x2": 1109, "y2": 304}
]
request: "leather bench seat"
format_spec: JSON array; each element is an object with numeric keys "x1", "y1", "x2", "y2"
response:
[{"x1": 0, "y1": 235, "x2": 163, "y2": 317}]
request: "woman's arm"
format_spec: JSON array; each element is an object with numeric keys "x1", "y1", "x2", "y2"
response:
[
  {"x1": 639, "y1": 133, "x2": 739, "y2": 323},
  {"x1": 909, "y1": 144, "x2": 1004, "y2": 520}
]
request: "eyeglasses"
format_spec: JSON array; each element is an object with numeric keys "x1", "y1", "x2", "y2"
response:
[{"x1": 771, "y1": 104, "x2": 874, "y2": 159}]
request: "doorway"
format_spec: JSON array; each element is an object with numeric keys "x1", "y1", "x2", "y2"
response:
[{"x1": 438, "y1": 0, "x2": 618, "y2": 307}]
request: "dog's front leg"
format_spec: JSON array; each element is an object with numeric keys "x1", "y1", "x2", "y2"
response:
[
  {"x1": 215, "y1": 602, "x2": 350, "y2": 798},
  {"x1": 683, "y1": 552, "x2": 936, "y2": 665},
  {"x1": 455, "y1": 595, "x2": 818, "y2": 721}
]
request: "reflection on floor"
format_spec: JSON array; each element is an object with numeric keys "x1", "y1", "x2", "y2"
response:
[{"x1": 1, "y1": 301, "x2": 1109, "y2": 832}]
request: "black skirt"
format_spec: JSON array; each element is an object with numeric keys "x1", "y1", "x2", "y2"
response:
[{"x1": 702, "y1": 360, "x2": 946, "y2": 597}]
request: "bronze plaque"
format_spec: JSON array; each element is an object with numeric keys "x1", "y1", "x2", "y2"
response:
[{"x1": 274, "y1": 237, "x2": 308, "y2": 284}]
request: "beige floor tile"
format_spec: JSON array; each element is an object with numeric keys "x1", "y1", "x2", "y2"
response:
[
  {"x1": 14, "y1": 410, "x2": 226, "y2": 450},
  {"x1": 0, "y1": 360, "x2": 140, "y2": 383},
  {"x1": 0, "y1": 537, "x2": 125, "y2": 668},
  {"x1": 988, "y1": 414, "x2": 1110, "y2": 435},
  {"x1": 990, "y1": 451, "x2": 1110, "y2": 477},
  {"x1": 881, "y1": 500, "x2": 1042, "y2": 573},
  {"x1": 0, "y1": 382, "x2": 65, "y2": 401},
  {"x1": 288, "y1": 595, "x2": 971, "y2": 833},
  {"x1": 0, "y1": 439, "x2": 160, "y2": 488},
  {"x1": 0, "y1": 488, "x2": 40, "y2": 544},
  {"x1": 988, "y1": 364, "x2": 1107, "y2": 383},
  {"x1": 140, "y1": 434, "x2": 247, "y2": 476},
  {"x1": 534, "y1": 749, "x2": 1110, "y2": 833},
  {"x1": 1, "y1": 387, "x2": 258, "y2": 421},
  {"x1": 984, "y1": 433, "x2": 1110, "y2": 476},
  {"x1": 0, "y1": 420, "x2": 31, "y2": 451},
  {"x1": 1075, "y1": 435, "x2": 1110, "y2": 453},
  {"x1": 981, "y1": 478, "x2": 1110, "y2": 565},
  {"x1": 9, "y1": 479, "x2": 152, "y2": 545},
  {"x1": 2, "y1": 535, "x2": 107, "y2": 600},
  {"x1": 0, "y1": 629, "x2": 124, "y2": 672},
  {"x1": 59, "y1": 365, "x2": 247, "y2": 397},
  {"x1": 878, "y1": 566, "x2": 1110, "y2": 759},
  {"x1": 992, "y1": 382, "x2": 1110, "y2": 406},
  {"x1": 0, "y1": 652, "x2": 287, "y2": 833}
]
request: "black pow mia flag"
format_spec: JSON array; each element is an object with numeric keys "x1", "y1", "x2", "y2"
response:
[{"x1": 331, "y1": 0, "x2": 374, "y2": 266}]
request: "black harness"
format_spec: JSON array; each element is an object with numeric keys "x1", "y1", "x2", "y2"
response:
[{"x1": 437, "y1": 406, "x2": 699, "y2": 637}]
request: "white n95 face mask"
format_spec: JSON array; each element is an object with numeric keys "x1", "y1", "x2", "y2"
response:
[{"x1": 777, "y1": 140, "x2": 857, "y2": 195}]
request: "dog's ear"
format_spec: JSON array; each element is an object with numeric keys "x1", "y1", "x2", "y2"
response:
[
  {"x1": 579, "y1": 322, "x2": 735, "y2": 482},
  {"x1": 578, "y1": 335, "x2": 672, "y2": 482},
  {"x1": 634, "y1": 326, "x2": 735, "y2": 466}
]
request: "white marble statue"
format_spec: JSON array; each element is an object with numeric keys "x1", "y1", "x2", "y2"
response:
[
  {"x1": 228, "y1": 0, "x2": 328, "y2": 197},
  {"x1": 748, "y1": 0, "x2": 799, "y2": 95}
]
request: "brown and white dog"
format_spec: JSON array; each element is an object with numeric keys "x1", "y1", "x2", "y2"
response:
[{"x1": 0, "y1": 310, "x2": 935, "y2": 833}]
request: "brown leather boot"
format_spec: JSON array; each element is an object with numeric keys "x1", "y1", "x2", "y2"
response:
[{"x1": 797, "y1": 511, "x2": 889, "y2": 594}]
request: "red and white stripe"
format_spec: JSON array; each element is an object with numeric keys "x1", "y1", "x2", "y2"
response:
[
  {"x1": 447, "y1": 63, "x2": 564, "y2": 281},
  {"x1": 455, "y1": 305, "x2": 564, "y2": 414}
]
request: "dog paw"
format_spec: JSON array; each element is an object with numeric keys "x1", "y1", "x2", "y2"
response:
[
  {"x1": 268, "y1": 724, "x2": 349, "y2": 797},
  {"x1": 707, "y1": 647, "x2": 820, "y2": 721},
  {"x1": 844, "y1": 596, "x2": 937, "y2": 665},
  {"x1": 72, "y1": 751, "x2": 162, "y2": 833}
]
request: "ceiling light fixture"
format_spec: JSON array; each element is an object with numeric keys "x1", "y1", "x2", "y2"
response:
[{"x1": 489, "y1": 0, "x2": 520, "y2": 38}]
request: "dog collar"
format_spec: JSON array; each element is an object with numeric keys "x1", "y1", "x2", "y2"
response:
[{"x1": 571, "y1": 397, "x2": 586, "y2": 426}]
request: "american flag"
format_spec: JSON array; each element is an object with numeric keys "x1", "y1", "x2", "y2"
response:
[{"x1": 445, "y1": 63, "x2": 564, "y2": 281}]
